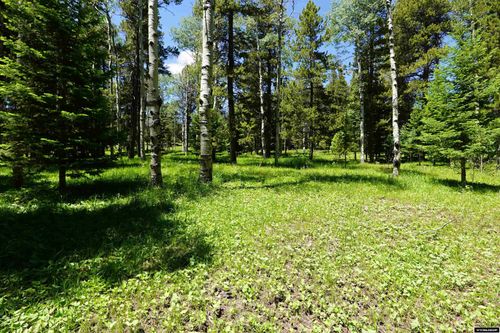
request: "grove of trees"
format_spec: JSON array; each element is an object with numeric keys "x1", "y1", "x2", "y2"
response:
[{"x1": 1, "y1": 0, "x2": 498, "y2": 187}]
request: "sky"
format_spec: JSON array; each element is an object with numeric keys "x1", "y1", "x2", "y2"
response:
[{"x1": 161, "y1": 0, "x2": 355, "y2": 77}]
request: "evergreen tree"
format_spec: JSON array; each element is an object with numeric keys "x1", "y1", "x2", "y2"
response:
[
  {"x1": 0, "y1": 0, "x2": 110, "y2": 190},
  {"x1": 393, "y1": 0, "x2": 450, "y2": 123},
  {"x1": 294, "y1": 0, "x2": 327, "y2": 160},
  {"x1": 416, "y1": 28, "x2": 498, "y2": 185},
  {"x1": 331, "y1": 0, "x2": 386, "y2": 163}
]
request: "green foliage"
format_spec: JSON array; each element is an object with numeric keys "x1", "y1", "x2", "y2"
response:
[
  {"x1": 406, "y1": 28, "x2": 499, "y2": 173},
  {"x1": 393, "y1": 0, "x2": 450, "y2": 84},
  {"x1": 171, "y1": 16, "x2": 202, "y2": 53},
  {"x1": 0, "y1": 0, "x2": 111, "y2": 187},
  {"x1": 393, "y1": 0, "x2": 451, "y2": 123},
  {"x1": 330, "y1": 0, "x2": 384, "y2": 43}
]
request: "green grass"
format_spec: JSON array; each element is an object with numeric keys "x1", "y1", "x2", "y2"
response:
[{"x1": 0, "y1": 151, "x2": 499, "y2": 332}]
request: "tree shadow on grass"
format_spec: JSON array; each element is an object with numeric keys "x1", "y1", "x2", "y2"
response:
[
  {"x1": 434, "y1": 178, "x2": 500, "y2": 193},
  {"x1": 395, "y1": 168, "x2": 500, "y2": 194},
  {"x1": 64, "y1": 176, "x2": 149, "y2": 201},
  {"x1": 217, "y1": 169, "x2": 404, "y2": 190},
  {"x1": 302, "y1": 172, "x2": 404, "y2": 188},
  {"x1": 0, "y1": 176, "x2": 213, "y2": 311}
]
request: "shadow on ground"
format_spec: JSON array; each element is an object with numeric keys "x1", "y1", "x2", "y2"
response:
[
  {"x1": 400, "y1": 168, "x2": 500, "y2": 193},
  {"x1": 164, "y1": 151, "x2": 365, "y2": 170},
  {"x1": 217, "y1": 168, "x2": 404, "y2": 190},
  {"x1": 0, "y1": 175, "x2": 212, "y2": 309},
  {"x1": 435, "y1": 178, "x2": 500, "y2": 193}
]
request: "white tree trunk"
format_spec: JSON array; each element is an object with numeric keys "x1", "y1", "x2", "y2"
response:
[
  {"x1": 227, "y1": 10, "x2": 237, "y2": 164},
  {"x1": 356, "y1": 44, "x2": 366, "y2": 164},
  {"x1": 386, "y1": 0, "x2": 401, "y2": 176},
  {"x1": 274, "y1": 0, "x2": 284, "y2": 165},
  {"x1": 199, "y1": 0, "x2": 214, "y2": 182},
  {"x1": 257, "y1": 38, "x2": 266, "y2": 157},
  {"x1": 104, "y1": 5, "x2": 121, "y2": 154},
  {"x1": 138, "y1": 0, "x2": 146, "y2": 159},
  {"x1": 182, "y1": 83, "x2": 189, "y2": 154},
  {"x1": 147, "y1": 0, "x2": 163, "y2": 185}
]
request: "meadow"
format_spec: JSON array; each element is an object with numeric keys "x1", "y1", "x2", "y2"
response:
[{"x1": 0, "y1": 152, "x2": 499, "y2": 332}]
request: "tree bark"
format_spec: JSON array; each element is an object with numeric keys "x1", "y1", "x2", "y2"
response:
[
  {"x1": 274, "y1": 0, "x2": 284, "y2": 166},
  {"x1": 199, "y1": 0, "x2": 214, "y2": 182},
  {"x1": 128, "y1": 72, "x2": 138, "y2": 158},
  {"x1": 265, "y1": 55, "x2": 272, "y2": 158},
  {"x1": 460, "y1": 158, "x2": 467, "y2": 186},
  {"x1": 257, "y1": 37, "x2": 266, "y2": 157},
  {"x1": 386, "y1": 0, "x2": 401, "y2": 176},
  {"x1": 104, "y1": 5, "x2": 121, "y2": 156},
  {"x1": 147, "y1": 0, "x2": 163, "y2": 186},
  {"x1": 356, "y1": 44, "x2": 366, "y2": 164},
  {"x1": 227, "y1": 10, "x2": 237, "y2": 164},
  {"x1": 308, "y1": 81, "x2": 314, "y2": 161},
  {"x1": 104, "y1": 6, "x2": 115, "y2": 157},
  {"x1": 182, "y1": 81, "x2": 191, "y2": 154},
  {"x1": 183, "y1": 109, "x2": 190, "y2": 154},
  {"x1": 302, "y1": 123, "x2": 307, "y2": 154},
  {"x1": 12, "y1": 164, "x2": 23, "y2": 188},
  {"x1": 138, "y1": 0, "x2": 146, "y2": 160}
]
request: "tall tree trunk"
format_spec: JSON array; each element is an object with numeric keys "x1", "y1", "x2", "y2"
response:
[
  {"x1": 128, "y1": 72, "x2": 138, "y2": 158},
  {"x1": 386, "y1": 0, "x2": 401, "y2": 176},
  {"x1": 356, "y1": 44, "x2": 366, "y2": 164},
  {"x1": 308, "y1": 81, "x2": 314, "y2": 161},
  {"x1": 302, "y1": 123, "x2": 307, "y2": 154},
  {"x1": 135, "y1": 30, "x2": 142, "y2": 156},
  {"x1": 147, "y1": 0, "x2": 163, "y2": 186},
  {"x1": 182, "y1": 85, "x2": 190, "y2": 154},
  {"x1": 199, "y1": 0, "x2": 214, "y2": 182},
  {"x1": 265, "y1": 55, "x2": 272, "y2": 158},
  {"x1": 460, "y1": 158, "x2": 467, "y2": 186},
  {"x1": 12, "y1": 164, "x2": 23, "y2": 188},
  {"x1": 113, "y1": 34, "x2": 121, "y2": 156},
  {"x1": 104, "y1": 6, "x2": 115, "y2": 157},
  {"x1": 274, "y1": 0, "x2": 284, "y2": 166},
  {"x1": 227, "y1": 10, "x2": 237, "y2": 164},
  {"x1": 138, "y1": 0, "x2": 146, "y2": 159},
  {"x1": 104, "y1": 6, "x2": 121, "y2": 156},
  {"x1": 257, "y1": 38, "x2": 266, "y2": 157},
  {"x1": 211, "y1": 95, "x2": 218, "y2": 163}
]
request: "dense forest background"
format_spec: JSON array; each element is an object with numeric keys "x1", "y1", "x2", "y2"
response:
[{"x1": 0, "y1": 0, "x2": 498, "y2": 185}]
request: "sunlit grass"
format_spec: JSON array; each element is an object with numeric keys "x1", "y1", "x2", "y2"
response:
[{"x1": 0, "y1": 151, "x2": 498, "y2": 331}]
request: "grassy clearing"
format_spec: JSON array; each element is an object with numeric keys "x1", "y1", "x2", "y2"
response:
[{"x1": 0, "y1": 152, "x2": 499, "y2": 332}]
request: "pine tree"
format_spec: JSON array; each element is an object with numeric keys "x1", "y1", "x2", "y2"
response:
[
  {"x1": 393, "y1": 0, "x2": 450, "y2": 123},
  {"x1": 418, "y1": 28, "x2": 498, "y2": 185},
  {"x1": 294, "y1": 0, "x2": 327, "y2": 161},
  {"x1": 331, "y1": 0, "x2": 386, "y2": 163},
  {"x1": 0, "y1": 0, "x2": 111, "y2": 190}
]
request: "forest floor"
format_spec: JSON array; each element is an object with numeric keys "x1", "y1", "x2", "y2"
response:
[{"x1": 0, "y1": 151, "x2": 499, "y2": 332}]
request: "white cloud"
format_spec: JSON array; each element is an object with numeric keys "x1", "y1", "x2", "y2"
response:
[{"x1": 167, "y1": 50, "x2": 195, "y2": 75}]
